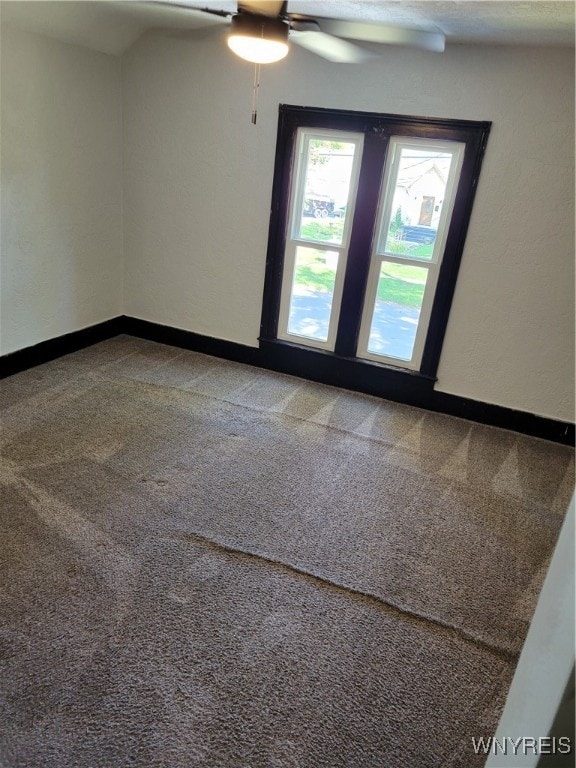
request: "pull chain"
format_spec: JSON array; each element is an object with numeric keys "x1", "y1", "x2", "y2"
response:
[{"x1": 251, "y1": 62, "x2": 261, "y2": 125}]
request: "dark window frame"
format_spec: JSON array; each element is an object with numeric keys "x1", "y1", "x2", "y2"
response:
[{"x1": 260, "y1": 105, "x2": 491, "y2": 392}]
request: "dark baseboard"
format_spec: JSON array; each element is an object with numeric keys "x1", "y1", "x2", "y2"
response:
[
  {"x1": 1, "y1": 315, "x2": 574, "y2": 447},
  {"x1": 431, "y1": 391, "x2": 574, "y2": 446},
  {"x1": 0, "y1": 317, "x2": 124, "y2": 379},
  {"x1": 121, "y1": 316, "x2": 263, "y2": 368},
  {"x1": 124, "y1": 319, "x2": 574, "y2": 446}
]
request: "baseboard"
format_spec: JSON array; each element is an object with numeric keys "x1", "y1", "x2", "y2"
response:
[
  {"x1": 0, "y1": 317, "x2": 124, "y2": 378},
  {"x1": 1, "y1": 315, "x2": 574, "y2": 446},
  {"x1": 431, "y1": 391, "x2": 574, "y2": 446},
  {"x1": 124, "y1": 318, "x2": 574, "y2": 446},
  {"x1": 122, "y1": 316, "x2": 263, "y2": 367}
]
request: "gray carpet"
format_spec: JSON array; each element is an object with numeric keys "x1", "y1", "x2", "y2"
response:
[{"x1": 1, "y1": 335, "x2": 573, "y2": 767}]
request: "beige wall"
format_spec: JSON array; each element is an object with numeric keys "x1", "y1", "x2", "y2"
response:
[
  {"x1": 122, "y1": 32, "x2": 574, "y2": 423},
  {"x1": 0, "y1": 25, "x2": 124, "y2": 356},
  {"x1": 1, "y1": 21, "x2": 573, "y2": 424}
]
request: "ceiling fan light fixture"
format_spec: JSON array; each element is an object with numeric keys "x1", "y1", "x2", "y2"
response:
[{"x1": 227, "y1": 13, "x2": 289, "y2": 64}]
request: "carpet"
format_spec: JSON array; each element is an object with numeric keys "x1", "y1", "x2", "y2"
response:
[{"x1": 1, "y1": 335, "x2": 573, "y2": 767}]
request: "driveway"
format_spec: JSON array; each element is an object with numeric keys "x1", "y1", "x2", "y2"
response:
[{"x1": 288, "y1": 288, "x2": 419, "y2": 362}]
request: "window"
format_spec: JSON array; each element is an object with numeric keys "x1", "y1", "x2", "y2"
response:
[
  {"x1": 277, "y1": 129, "x2": 364, "y2": 350},
  {"x1": 260, "y1": 106, "x2": 490, "y2": 392},
  {"x1": 356, "y1": 137, "x2": 464, "y2": 370}
]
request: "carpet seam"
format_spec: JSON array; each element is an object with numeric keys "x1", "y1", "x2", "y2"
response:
[
  {"x1": 175, "y1": 528, "x2": 520, "y2": 663},
  {"x1": 3, "y1": 455, "x2": 522, "y2": 663}
]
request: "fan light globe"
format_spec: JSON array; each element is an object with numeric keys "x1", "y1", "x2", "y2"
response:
[{"x1": 227, "y1": 14, "x2": 289, "y2": 64}]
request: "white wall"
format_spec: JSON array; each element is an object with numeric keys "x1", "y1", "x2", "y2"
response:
[
  {"x1": 0, "y1": 24, "x2": 123, "y2": 356},
  {"x1": 2, "y1": 23, "x2": 572, "y2": 423},
  {"x1": 122, "y1": 32, "x2": 574, "y2": 423}
]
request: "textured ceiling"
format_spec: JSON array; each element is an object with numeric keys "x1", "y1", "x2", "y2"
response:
[{"x1": 1, "y1": 0, "x2": 574, "y2": 56}]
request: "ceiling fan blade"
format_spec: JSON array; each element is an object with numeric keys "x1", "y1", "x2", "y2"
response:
[
  {"x1": 291, "y1": 30, "x2": 375, "y2": 63},
  {"x1": 238, "y1": 1, "x2": 286, "y2": 17},
  {"x1": 147, "y1": 1, "x2": 231, "y2": 21},
  {"x1": 313, "y1": 18, "x2": 445, "y2": 53}
]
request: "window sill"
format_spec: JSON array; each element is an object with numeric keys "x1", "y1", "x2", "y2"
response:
[{"x1": 258, "y1": 337, "x2": 437, "y2": 405}]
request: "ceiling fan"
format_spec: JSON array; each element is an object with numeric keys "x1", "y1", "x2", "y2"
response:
[{"x1": 151, "y1": 0, "x2": 446, "y2": 64}]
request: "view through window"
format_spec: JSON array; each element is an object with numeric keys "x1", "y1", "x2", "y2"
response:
[{"x1": 261, "y1": 106, "x2": 490, "y2": 382}]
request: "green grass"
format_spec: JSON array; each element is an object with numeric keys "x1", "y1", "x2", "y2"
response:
[
  {"x1": 411, "y1": 242, "x2": 434, "y2": 259},
  {"x1": 377, "y1": 274, "x2": 425, "y2": 307},
  {"x1": 295, "y1": 264, "x2": 336, "y2": 293},
  {"x1": 293, "y1": 250, "x2": 426, "y2": 308},
  {"x1": 385, "y1": 239, "x2": 434, "y2": 260},
  {"x1": 377, "y1": 262, "x2": 426, "y2": 307},
  {"x1": 300, "y1": 220, "x2": 344, "y2": 244},
  {"x1": 293, "y1": 249, "x2": 337, "y2": 294}
]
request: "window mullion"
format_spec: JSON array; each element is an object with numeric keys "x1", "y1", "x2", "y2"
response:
[{"x1": 334, "y1": 133, "x2": 389, "y2": 357}]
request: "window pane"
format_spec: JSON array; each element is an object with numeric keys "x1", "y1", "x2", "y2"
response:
[
  {"x1": 366, "y1": 262, "x2": 428, "y2": 361},
  {"x1": 380, "y1": 148, "x2": 455, "y2": 260},
  {"x1": 287, "y1": 246, "x2": 339, "y2": 342},
  {"x1": 297, "y1": 139, "x2": 357, "y2": 246}
]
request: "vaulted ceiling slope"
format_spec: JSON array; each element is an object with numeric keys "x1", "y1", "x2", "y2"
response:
[{"x1": 0, "y1": 0, "x2": 574, "y2": 57}]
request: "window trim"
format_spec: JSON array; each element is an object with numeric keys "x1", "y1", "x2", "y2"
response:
[{"x1": 260, "y1": 105, "x2": 491, "y2": 386}]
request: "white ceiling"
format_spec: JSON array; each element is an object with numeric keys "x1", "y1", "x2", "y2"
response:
[{"x1": 0, "y1": 0, "x2": 574, "y2": 56}]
